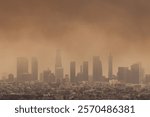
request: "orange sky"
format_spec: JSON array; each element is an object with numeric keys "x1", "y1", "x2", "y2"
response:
[{"x1": 0, "y1": 0, "x2": 150, "y2": 78}]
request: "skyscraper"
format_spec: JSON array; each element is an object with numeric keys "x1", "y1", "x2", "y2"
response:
[
  {"x1": 31, "y1": 57, "x2": 38, "y2": 81},
  {"x1": 108, "y1": 54, "x2": 113, "y2": 80},
  {"x1": 117, "y1": 67, "x2": 130, "y2": 83},
  {"x1": 70, "y1": 61, "x2": 76, "y2": 83},
  {"x1": 17, "y1": 57, "x2": 28, "y2": 81},
  {"x1": 130, "y1": 63, "x2": 144, "y2": 84},
  {"x1": 82, "y1": 61, "x2": 88, "y2": 81},
  {"x1": 55, "y1": 50, "x2": 64, "y2": 82},
  {"x1": 93, "y1": 56, "x2": 102, "y2": 81},
  {"x1": 76, "y1": 65, "x2": 83, "y2": 82}
]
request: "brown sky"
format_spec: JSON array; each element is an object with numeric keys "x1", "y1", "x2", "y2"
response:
[{"x1": 0, "y1": 0, "x2": 150, "y2": 78}]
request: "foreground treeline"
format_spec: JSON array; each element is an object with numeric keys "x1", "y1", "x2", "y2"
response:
[{"x1": 0, "y1": 82, "x2": 150, "y2": 100}]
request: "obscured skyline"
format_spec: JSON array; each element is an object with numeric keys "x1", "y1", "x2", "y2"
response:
[{"x1": 0, "y1": 0, "x2": 150, "y2": 78}]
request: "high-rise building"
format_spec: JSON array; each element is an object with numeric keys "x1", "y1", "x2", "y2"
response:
[
  {"x1": 31, "y1": 57, "x2": 38, "y2": 81},
  {"x1": 17, "y1": 57, "x2": 28, "y2": 81},
  {"x1": 130, "y1": 63, "x2": 144, "y2": 84},
  {"x1": 82, "y1": 61, "x2": 88, "y2": 81},
  {"x1": 108, "y1": 54, "x2": 113, "y2": 80},
  {"x1": 76, "y1": 65, "x2": 83, "y2": 82},
  {"x1": 55, "y1": 50, "x2": 64, "y2": 82},
  {"x1": 93, "y1": 56, "x2": 102, "y2": 81},
  {"x1": 70, "y1": 61, "x2": 76, "y2": 83},
  {"x1": 117, "y1": 67, "x2": 130, "y2": 83}
]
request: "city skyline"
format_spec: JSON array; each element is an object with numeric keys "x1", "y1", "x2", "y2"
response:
[
  {"x1": 0, "y1": 50, "x2": 148, "y2": 85},
  {"x1": 0, "y1": 51, "x2": 149, "y2": 81},
  {"x1": 1, "y1": 0, "x2": 150, "y2": 101},
  {"x1": 0, "y1": 0, "x2": 150, "y2": 79}
]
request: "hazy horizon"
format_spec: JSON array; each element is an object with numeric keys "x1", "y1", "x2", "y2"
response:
[{"x1": 0, "y1": 0, "x2": 150, "y2": 78}]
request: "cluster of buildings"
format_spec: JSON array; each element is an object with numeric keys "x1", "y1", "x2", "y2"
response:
[
  {"x1": 117, "y1": 63, "x2": 144, "y2": 84},
  {"x1": 70, "y1": 54, "x2": 146, "y2": 84},
  {"x1": 0, "y1": 81, "x2": 150, "y2": 100},
  {"x1": 17, "y1": 57, "x2": 38, "y2": 82},
  {"x1": 2, "y1": 50, "x2": 150, "y2": 85}
]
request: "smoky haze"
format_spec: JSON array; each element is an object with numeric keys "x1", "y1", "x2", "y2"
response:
[{"x1": 0, "y1": 0, "x2": 150, "y2": 78}]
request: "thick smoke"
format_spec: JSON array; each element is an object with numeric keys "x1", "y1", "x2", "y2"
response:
[{"x1": 0, "y1": 0, "x2": 150, "y2": 77}]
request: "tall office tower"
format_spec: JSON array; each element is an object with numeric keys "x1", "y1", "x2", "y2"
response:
[
  {"x1": 93, "y1": 56, "x2": 102, "y2": 81},
  {"x1": 76, "y1": 65, "x2": 83, "y2": 82},
  {"x1": 82, "y1": 61, "x2": 88, "y2": 81},
  {"x1": 70, "y1": 61, "x2": 76, "y2": 83},
  {"x1": 130, "y1": 63, "x2": 144, "y2": 84},
  {"x1": 17, "y1": 57, "x2": 28, "y2": 81},
  {"x1": 117, "y1": 67, "x2": 130, "y2": 83},
  {"x1": 55, "y1": 50, "x2": 64, "y2": 82},
  {"x1": 31, "y1": 57, "x2": 38, "y2": 81},
  {"x1": 108, "y1": 54, "x2": 113, "y2": 80},
  {"x1": 141, "y1": 68, "x2": 145, "y2": 84},
  {"x1": 80, "y1": 65, "x2": 83, "y2": 73}
]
